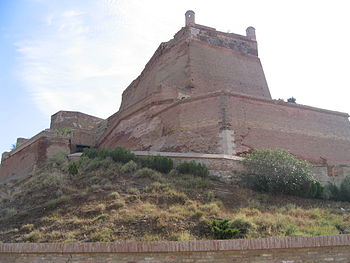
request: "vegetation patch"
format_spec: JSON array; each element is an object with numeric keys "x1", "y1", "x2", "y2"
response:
[
  {"x1": 242, "y1": 149, "x2": 316, "y2": 197},
  {"x1": 1, "y1": 147, "x2": 350, "y2": 243},
  {"x1": 176, "y1": 161, "x2": 209, "y2": 178}
]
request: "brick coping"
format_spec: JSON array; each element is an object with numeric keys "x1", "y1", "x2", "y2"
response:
[
  {"x1": 68, "y1": 151, "x2": 243, "y2": 161},
  {"x1": 0, "y1": 235, "x2": 349, "y2": 254}
]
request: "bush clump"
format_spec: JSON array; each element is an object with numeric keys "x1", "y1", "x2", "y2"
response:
[
  {"x1": 323, "y1": 176, "x2": 350, "y2": 202},
  {"x1": 68, "y1": 162, "x2": 78, "y2": 175},
  {"x1": 83, "y1": 147, "x2": 136, "y2": 164},
  {"x1": 121, "y1": 160, "x2": 138, "y2": 174},
  {"x1": 133, "y1": 168, "x2": 162, "y2": 181},
  {"x1": 242, "y1": 149, "x2": 315, "y2": 197},
  {"x1": 176, "y1": 161, "x2": 209, "y2": 178},
  {"x1": 211, "y1": 219, "x2": 239, "y2": 239},
  {"x1": 138, "y1": 156, "x2": 173, "y2": 173},
  {"x1": 210, "y1": 218, "x2": 252, "y2": 239}
]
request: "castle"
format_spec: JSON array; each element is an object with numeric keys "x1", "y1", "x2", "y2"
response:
[{"x1": 1, "y1": 11, "x2": 350, "y2": 183}]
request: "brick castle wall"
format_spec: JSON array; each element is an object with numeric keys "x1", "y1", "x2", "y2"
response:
[
  {"x1": 1, "y1": 235, "x2": 349, "y2": 263},
  {"x1": 98, "y1": 91, "x2": 350, "y2": 166},
  {"x1": 0, "y1": 131, "x2": 70, "y2": 181}
]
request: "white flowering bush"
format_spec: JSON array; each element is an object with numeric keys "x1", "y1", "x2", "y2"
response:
[{"x1": 242, "y1": 149, "x2": 316, "y2": 196}]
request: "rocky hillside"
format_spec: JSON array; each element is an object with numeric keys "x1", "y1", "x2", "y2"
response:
[{"x1": 0, "y1": 153, "x2": 350, "y2": 243}]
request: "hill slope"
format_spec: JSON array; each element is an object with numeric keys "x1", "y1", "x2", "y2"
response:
[{"x1": 0, "y1": 154, "x2": 350, "y2": 243}]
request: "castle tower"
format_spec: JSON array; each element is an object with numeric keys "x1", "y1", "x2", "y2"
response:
[
  {"x1": 98, "y1": 11, "x2": 350, "y2": 166},
  {"x1": 185, "y1": 10, "x2": 195, "y2": 26}
]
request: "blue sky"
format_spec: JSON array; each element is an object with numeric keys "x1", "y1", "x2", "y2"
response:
[{"x1": 1, "y1": 0, "x2": 350, "y2": 156}]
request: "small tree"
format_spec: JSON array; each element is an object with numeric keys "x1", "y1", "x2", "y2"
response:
[{"x1": 242, "y1": 149, "x2": 316, "y2": 197}]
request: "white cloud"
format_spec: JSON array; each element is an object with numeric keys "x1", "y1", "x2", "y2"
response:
[
  {"x1": 16, "y1": 1, "x2": 140, "y2": 118},
  {"x1": 15, "y1": 0, "x2": 350, "y2": 120}
]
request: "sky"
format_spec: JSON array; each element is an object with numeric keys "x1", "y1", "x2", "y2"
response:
[{"x1": 0, "y1": 0, "x2": 350, "y2": 156}]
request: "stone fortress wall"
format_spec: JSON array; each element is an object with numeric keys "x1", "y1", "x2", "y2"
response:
[
  {"x1": 1, "y1": 10, "x2": 350, "y2": 185},
  {"x1": 0, "y1": 111, "x2": 102, "y2": 181},
  {"x1": 97, "y1": 10, "x2": 350, "y2": 170}
]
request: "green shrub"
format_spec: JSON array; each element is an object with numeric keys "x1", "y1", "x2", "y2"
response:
[
  {"x1": 53, "y1": 127, "x2": 72, "y2": 136},
  {"x1": 121, "y1": 160, "x2": 138, "y2": 173},
  {"x1": 83, "y1": 147, "x2": 136, "y2": 164},
  {"x1": 308, "y1": 181, "x2": 324, "y2": 199},
  {"x1": 90, "y1": 227, "x2": 113, "y2": 242},
  {"x1": 48, "y1": 152, "x2": 67, "y2": 169},
  {"x1": 176, "y1": 161, "x2": 209, "y2": 178},
  {"x1": 138, "y1": 156, "x2": 173, "y2": 173},
  {"x1": 68, "y1": 162, "x2": 78, "y2": 175},
  {"x1": 83, "y1": 148, "x2": 106, "y2": 159},
  {"x1": 110, "y1": 147, "x2": 136, "y2": 163},
  {"x1": 339, "y1": 176, "x2": 350, "y2": 201},
  {"x1": 231, "y1": 218, "x2": 253, "y2": 238},
  {"x1": 323, "y1": 183, "x2": 340, "y2": 200},
  {"x1": 323, "y1": 176, "x2": 350, "y2": 202},
  {"x1": 175, "y1": 174, "x2": 209, "y2": 189},
  {"x1": 210, "y1": 219, "x2": 240, "y2": 239},
  {"x1": 242, "y1": 149, "x2": 315, "y2": 197}
]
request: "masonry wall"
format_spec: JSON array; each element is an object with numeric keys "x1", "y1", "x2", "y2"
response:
[
  {"x1": 50, "y1": 111, "x2": 103, "y2": 130},
  {"x1": 189, "y1": 39, "x2": 271, "y2": 99},
  {"x1": 119, "y1": 38, "x2": 191, "y2": 111},
  {"x1": 133, "y1": 151, "x2": 244, "y2": 182},
  {"x1": 1, "y1": 235, "x2": 350, "y2": 263},
  {"x1": 98, "y1": 91, "x2": 350, "y2": 167},
  {"x1": 226, "y1": 94, "x2": 350, "y2": 165},
  {"x1": 0, "y1": 132, "x2": 70, "y2": 181},
  {"x1": 119, "y1": 24, "x2": 271, "y2": 112},
  {"x1": 98, "y1": 95, "x2": 223, "y2": 153}
]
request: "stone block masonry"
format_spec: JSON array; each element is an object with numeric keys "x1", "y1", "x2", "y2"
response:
[
  {"x1": 1, "y1": 10, "x2": 350, "y2": 190},
  {"x1": 0, "y1": 234, "x2": 350, "y2": 262}
]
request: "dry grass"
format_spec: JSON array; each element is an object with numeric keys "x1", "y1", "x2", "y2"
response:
[{"x1": 1, "y1": 156, "x2": 350, "y2": 243}]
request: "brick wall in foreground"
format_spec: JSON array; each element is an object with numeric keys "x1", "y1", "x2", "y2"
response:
[{"x1": 0, "y1": 235, "x2": 350, "y2": 263}]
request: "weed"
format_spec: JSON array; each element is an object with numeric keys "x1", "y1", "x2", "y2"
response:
[
  {"x1": 172, "y1": 231, "x2": 192, "y2": 241},
  {"x1": 200, "y1": 202, "x2": 221, "y2": 216},
  {"x1": 121, "y1": 160, "x2": 138, "y2": 173},
  {"x1": 68, "y1": 162, "x2": 78, "y2": 175},
  {"x1": 109, "y1": 191, "x2": 120, "y2": 199},
  {"x1": 175, "y1": 174, "x2": 209, "y2": 189},
  {"x1": 128, "y1": 187, "x2": 140, "y2": 195},
  {"x1": 21, "y1": 224, "x2": 34, "y2": 232},
  {"x1": 94, "y1": 213, "x2": 110, "y2": 222},
  {"x1": 203, "y1": 190, "x2": 215, "y2": 202},
  {"x1": 24, "y1": 230, "x2": 43, "y2": 242},
  {"x1": 231, "y1": 218, "x2": 253, "y2": 238},
  {"x1": 149, "y1": 182, "x2": 172, "y2": 193},
  {"x1": 48, "y1": 152, "x2": 68, "y2": 170},
  {"x1": 158, "y1": 189, "x2": 188, "y2": 205},
  {"x1": 142, "y1": 234, "x2": 161, "y2": 241},
  {"x1": 133, "y1": 168, "x2": 162, "y2": 181},
  {"x1": 90, "y1": 227, "x2": 113, "y2": 242},
  {"x1": 53, "y1": 127, "x2": 72, "y2": 136}
]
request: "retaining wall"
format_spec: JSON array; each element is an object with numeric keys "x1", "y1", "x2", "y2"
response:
[{"x1": 0, "y1": 235, "x2": 349, "y2": 262}]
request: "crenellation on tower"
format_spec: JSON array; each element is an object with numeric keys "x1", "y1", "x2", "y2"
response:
[
  {"x1": 185, "y1": 10, "x2": 195, "y2": 26},
  {"x1": 246, "y1": 26, "x2": 256, "y2": 41}
]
